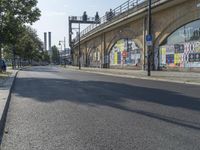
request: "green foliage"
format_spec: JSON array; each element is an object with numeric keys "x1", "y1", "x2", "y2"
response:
[
  {"x1": 3, "y1": 44, "x2": 13, "y2": 61},
  {"x1": 3, "y1": 26, "x2": 50, "y2": 65},
  {"x1": 0, "y1": 0, "x2": 41, "y2": 59},
  {"x1": 42, "y1": 50, "x2": 50, "y2": 63},
  {"x1": 51, "y1": 45, "x2": 60, "y2": 64},
  {"x1": 0, "y1": 0, "x2": 42, "y2": 71}
]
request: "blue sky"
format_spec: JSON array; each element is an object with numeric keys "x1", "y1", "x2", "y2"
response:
[{"x1": 32, "y1": 0, "x2": 126, "y2": 49}]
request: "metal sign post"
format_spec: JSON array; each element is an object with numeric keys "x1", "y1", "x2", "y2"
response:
[{"x1": 147, "y1": 0, "x2": 152, "y2": 76}]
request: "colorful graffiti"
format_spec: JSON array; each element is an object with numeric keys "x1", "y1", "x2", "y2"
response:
[
  {"x1": 110, "y1": 39, "x2": 141, "y2": 66},
  {"x1": 159, "y1": 41, "x2": 200, "y2": 68}
]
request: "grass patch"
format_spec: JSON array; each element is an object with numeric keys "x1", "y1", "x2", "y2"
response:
[{"x1": 0, "y1": 72, "x2": 11, "y2": 79}]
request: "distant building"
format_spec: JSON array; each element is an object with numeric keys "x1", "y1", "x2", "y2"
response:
[
  {"x1": 48, "y1": 32, "x2": 51, "y2": 51},
  {"x1": 60, "y1": 48, "x2": 71, "y2": 64},
  {"x1": 44, "y1": 32, "x2": 47, "y2": 51}
]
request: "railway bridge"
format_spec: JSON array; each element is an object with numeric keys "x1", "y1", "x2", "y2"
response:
[{"x1": 70, "y1": 0, "x2": 200, "y2": 71}]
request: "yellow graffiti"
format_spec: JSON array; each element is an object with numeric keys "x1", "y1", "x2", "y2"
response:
[
  {"x1": 174, "y1": 53, "x2": 181, "y2": 64},
  {"x1": 114, "y1": 52, "x2": 118, "y2": 64}
]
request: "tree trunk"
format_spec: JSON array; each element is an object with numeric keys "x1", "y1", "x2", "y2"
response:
[
  {"x1": 0, "y1": 44, "x2": 2, "y2": 72},
  {"x1": 12, "y1": 45, "x2": 16, "y2": 69}
]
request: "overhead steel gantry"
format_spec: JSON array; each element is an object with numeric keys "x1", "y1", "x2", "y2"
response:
[
  {"x1": 68, "y1": 12, "x2": 100, "y2": 48},
  {"x1": 68, "y1": 11, "x2": 100, "y2": 67}
]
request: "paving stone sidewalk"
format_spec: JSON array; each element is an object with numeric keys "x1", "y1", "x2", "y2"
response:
[
  {"x1": 0, "y1": 73, "x2": 9, "y2": 87},
  {"x1": 63, "y1": 66, "x2": 200, "y2": 85},
  {"x1": 0, "y1": 70, "x2": 18, "y2": 142}
]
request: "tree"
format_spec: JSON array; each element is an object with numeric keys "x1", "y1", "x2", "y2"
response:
[
  {"x1": 3, "y1": 26, "x2": 48, "y2": 67},
  {"x1": 51, "y1": 46, "x2": 60, "y2": 64},
  {"x1": 3, "y1": 44, "x2": 13, "y2": 65},
  {"x1": 15, "y1": 26, "x2": 44, "y2": 65},
  {"x1": 0, "y1": 0, "x2": 41, "y2": 71},
  {"x1": 42, "y1": 50, "x2": 50, "y2": 63}
]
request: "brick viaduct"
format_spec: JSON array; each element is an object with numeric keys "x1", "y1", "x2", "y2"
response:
[{"x1": 71, "y1": 0, "x2": 200, "y2": 71}]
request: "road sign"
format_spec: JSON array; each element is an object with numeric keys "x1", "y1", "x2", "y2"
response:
[{"x1": 146, "y1": 34, "x2": 153, "y2": 46}]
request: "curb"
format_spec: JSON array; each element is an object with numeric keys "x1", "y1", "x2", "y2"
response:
[
  {"x1": 0, "y1": 70, "x2": 19, "y2": 144},
  {"x1": 63, "y1": 67, "x2": 200, "y2": 86},
  {"x1": 85, "y1": 71, "x2": 200, "y2": 86}
]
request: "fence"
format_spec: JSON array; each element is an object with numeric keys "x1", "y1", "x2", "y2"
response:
[{"x1": 73, "y1": 0, "x2": 147, "y2": 43}]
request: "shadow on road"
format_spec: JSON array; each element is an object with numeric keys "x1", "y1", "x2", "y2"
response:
[{"x1": 12, "y1": 77, "x2": 200, "y2": 130}]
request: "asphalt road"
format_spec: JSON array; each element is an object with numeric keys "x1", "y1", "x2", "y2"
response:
[{"x1": 1, "y1": 66, "x2": 200, "y2": 150}]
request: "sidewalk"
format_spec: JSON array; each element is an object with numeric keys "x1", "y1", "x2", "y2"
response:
[
  {"x1": 0, "y1": 69, "x2": 18, "y2": 141},
  {"x1": 63, "y1": 66, "x2": 200, "y2": 85}
]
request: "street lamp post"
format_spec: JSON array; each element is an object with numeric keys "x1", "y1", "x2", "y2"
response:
[
  {"x1": 59, "y1": 42, "x2": 62, "y2": 65},
  {"x1": 59, "y1": 37, "x2": 66, "y2": 67}
]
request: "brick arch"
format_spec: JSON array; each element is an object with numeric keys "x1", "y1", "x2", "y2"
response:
[
  {"x1": 87, "y1": 47, "x2": 96, "y2": 59},
  {"x1": 154, "y1": 9, "x2": 200, "y2": 47},
  {"x1": 86, "y1": 37, "x2": 101, "y2": 55},
  {"x1": 106, "y1": 28, "x2": 141, "y2": 54},
  {"x1": 87, "y1": 47, "x2": 101, "y2": 67},
  {"x1": 85, "y1": 46, "x2": 94, "y2": 66}
]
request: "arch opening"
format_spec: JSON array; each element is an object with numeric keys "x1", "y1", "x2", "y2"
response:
[
  {"x1": 159, "y1": 19, "x2": 200, "y2": 69},
  {"x1": 109, "y1": 38, "x2": 142, "y2": 68},
  {"x1": 88, "y1": 48, "x2": 101, "y2": 68}
]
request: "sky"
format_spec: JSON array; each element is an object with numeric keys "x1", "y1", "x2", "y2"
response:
[{"x1": 32, "y1": 0, "x2": 126, "y2": 49}]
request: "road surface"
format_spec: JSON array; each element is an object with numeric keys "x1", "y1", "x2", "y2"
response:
[{"x1": 1, "y1": 66, "x2": 200, "y2": 150}]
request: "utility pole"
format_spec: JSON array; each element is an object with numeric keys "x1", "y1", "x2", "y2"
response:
[
  {"x1": 78, "y1": 23, "x2": 81, "y2": 70},
  {"x1": 147, "y1": 0, "x2": 152, "y2": 76},
  {"x1": 59, "y1": 37, "x2": 67, "y2": 67},
  {"x1": 64, "y1": 37, "x2": 66, "y2": 67}
]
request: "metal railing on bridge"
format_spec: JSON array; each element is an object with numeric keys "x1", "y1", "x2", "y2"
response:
[
  {"x1": 69, "y1": 16, "x2": 97, "y2": 23},
  {"x1": 73, "y1": 0, "x2": 147, "y2": 43}
]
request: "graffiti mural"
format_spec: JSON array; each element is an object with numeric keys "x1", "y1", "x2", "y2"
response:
[
  {"x1": 159, "y1": 41, "x2": 200, "y2": 68},
  {"x1": 110, "y1": 39, "x2": 141, "y2": 66},
  {"x1": 159, "y1": 19, "x2": 200, "y2": 68}
]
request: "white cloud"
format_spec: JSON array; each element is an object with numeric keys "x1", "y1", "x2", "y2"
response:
[
  {"x1": 88, "y1": 4, "x2": 96, "y2": 9},
  {"x1": 64, "y1": 4, "x2": 69, "y2": 8}
]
